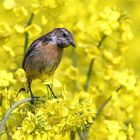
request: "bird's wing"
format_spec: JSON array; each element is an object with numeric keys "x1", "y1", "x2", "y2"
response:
[{"x1": 22, "y1": 34, "x2": 52, "y2": 69}]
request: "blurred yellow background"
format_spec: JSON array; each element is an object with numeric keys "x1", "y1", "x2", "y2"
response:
[{"x1": 98, "y1": 0, "x2": 140, "y2": 76}]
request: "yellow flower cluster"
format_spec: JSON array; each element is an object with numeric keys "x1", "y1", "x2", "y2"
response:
[{"x1": 11, "y1": 94, "x2": 95, "y2": 140}]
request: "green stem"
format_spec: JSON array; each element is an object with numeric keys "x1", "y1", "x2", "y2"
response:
[
  {"x1": 24, "y1": 32, "x2": 29, "y2": 54},
  {"x1": 97, "y1": 35, "x2": 106, "y2": 49},
  {"x1": 96, "y1": 85, "x2": 123, "y2": 118},
  {"x1": 0, "y1": 94, "x2": 2, "y2": 106},
  {"x1": 5, "y1": 125, "x2": 12, "y2": 140},
  {"x1": 84, "y1": 35, "x2": 106, "y2": 91},
  {"x1": 25, "y1": 13, "x2": 34, "y2": 28},
  {"x1": 0, "y1": 97, "x2": 44, "y2": 138},
  {"x1": 84, "y1": 59, "x2": 94, "y2": 91},
  {"x1": 96, "y1": 96, "x2": 112, "y2": 117},
  {"x1": 24, "y1": 13, "x2": 34, "y2": 54},
  {"x1": 70, "y1": 130, "x2": 75, "y2": 140},
  {"x1": 78, "y1": 130, "x2": 88, "y2": 140}
]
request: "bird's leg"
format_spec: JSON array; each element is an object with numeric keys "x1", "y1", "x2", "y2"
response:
[
  {"x1": 28, "y1": 82, "x2": 35, "y2": 104},
  {"x1": 47, "y1": 85, "x2": 57, "y2": 99}
]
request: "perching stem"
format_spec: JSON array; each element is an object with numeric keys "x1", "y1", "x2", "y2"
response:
[{"x1": 0, "y1": 97, "x2": 44, "y2": 138}]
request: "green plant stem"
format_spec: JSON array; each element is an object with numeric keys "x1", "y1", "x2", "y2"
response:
[
  {"x1": 70, "y1": 130, "x2": 75, "y2": 140},
  {"x1": 79, "y1": 35, "x2": 106, "y2": 140},
  {"x1": 96, "y1": 96, "x2": 112, "y2": 117},
  {"x1": 26, "y1": 13, "x2": 34, "y2": 27},
  {"x1": 84, "y1": 59, "x2": 94, "y2": 91},
  {"x1": 24, "y1": 32, "x2": 29, "y2": 54},
  {"x1": 0, "y1": 98, "x2": 31, "y2": 137},
  {"x1": 0, "y1": 97, "x2": 44, "y2": 138},
  {"x1": 24, "y1": 13, "x2": 34, "y2": 54},
  {"x1": 78, "y1": 130, "x2": 88, "y2": 140},
  {"x1": 77, "y1": 96, "x2": 112, "y2": 140},
  {"x1": 97, "y1": 35, "x2": 106, "y2": 49},
  {"x1": 78, "y1": 35, "x2": 107, "y2": 140},
  {"x1": 84, "y1": 35, "x2": 106, "y2": 91},
  {"x1": 0, "y1": 94, "x2": 2, "y2": 106},
  {"x1": 77, "y1": 86, "x2": 122, "y2": 140},
  {"x1": 5, "y1": 125, "x2": 12, "y2": 140},
  {"x1": 96, "y1": 85, "x2": 123, "y2": 118}
]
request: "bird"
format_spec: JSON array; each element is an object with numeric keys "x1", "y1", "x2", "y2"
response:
[{"x1": 22, "y1": 28, "x2": 76, "y2": 103}]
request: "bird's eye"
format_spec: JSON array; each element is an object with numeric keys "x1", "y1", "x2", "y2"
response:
[{"x1": 62, "y1": 33, "x2": 67, "y2": 38}]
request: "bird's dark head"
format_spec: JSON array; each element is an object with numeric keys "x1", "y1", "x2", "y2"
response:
[{"x1": 50, "y1": 28, "x2": 76, "y2": 48}]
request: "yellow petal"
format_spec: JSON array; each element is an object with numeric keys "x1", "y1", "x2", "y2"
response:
[
  {"x1": 3, "y1": 0, "x2": 16, "y2": 10},
  {"x1": 53, "y1": 79, "x2": 62, "y2": 88},
  {"x1": 14, "y1": 24, "x2": 25, "y2": 33}
]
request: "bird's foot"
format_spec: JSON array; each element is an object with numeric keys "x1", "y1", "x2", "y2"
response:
[{"x1": 30, "y1": 96, "x2": 40, "y2": 104}]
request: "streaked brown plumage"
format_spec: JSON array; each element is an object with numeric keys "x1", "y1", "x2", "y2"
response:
[{"x1": 22, "y1": 28, "x2": 75, "y2": 102}]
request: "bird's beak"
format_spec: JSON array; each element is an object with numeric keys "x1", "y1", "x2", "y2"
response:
[{"x1": 69, "y1": 41, "x2": 76, "y2": 48}]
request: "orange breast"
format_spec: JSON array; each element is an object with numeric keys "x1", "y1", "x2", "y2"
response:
[
  {"x1": 40, "y1": 43, "x2": 64, "y2": 74},
  {"x1": 25, "y1": 42, "x2": 63, "y2": 82}
]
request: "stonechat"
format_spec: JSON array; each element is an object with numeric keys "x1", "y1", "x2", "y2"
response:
[{"x1": 22, "y1": 28, "x2": 75, "y2": 102}]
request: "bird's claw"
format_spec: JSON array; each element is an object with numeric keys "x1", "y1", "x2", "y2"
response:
[{"x1": 30, "y1": 96, "x2": 40, "y2": 104}]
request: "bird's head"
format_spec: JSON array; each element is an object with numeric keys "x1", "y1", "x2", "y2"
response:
[{"x1": 50, "y1": 28, "x2": 76, "y2": 48}]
